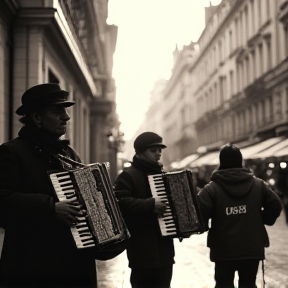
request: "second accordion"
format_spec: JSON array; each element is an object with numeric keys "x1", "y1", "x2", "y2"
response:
[
  {"x1": 148, "y1": 170, "x2": 204, "y2": 238},
  {"x1": 49, "y1": 162, "x2": 129, "y2": 251}
]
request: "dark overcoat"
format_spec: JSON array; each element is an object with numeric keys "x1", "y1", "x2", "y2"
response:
[
  {"x1": 0, "y1": 126, "x2": 96, "y2": 288},
  {"x1": 114, "y1": 157, "x2": 175, "y2": 269},
  {"x1": 197, "y1": 168, "x2": 282, "y2": 262}
]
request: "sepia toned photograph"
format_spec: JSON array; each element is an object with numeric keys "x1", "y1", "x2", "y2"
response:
[{"x1": 0, "y1": 0, "x2": 287, "y2": 288}]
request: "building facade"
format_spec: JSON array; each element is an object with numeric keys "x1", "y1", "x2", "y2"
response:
[
  {"x1": 161, "y1": 43, "x2": 199, "y2": 166},
  {"x1": 123, "y1": 43, "x2": 199, "y2": 167},
  {"x1": 193, "y1": 0, "x2": 288, "y2": 151},
  {"x1": 150, "y1": 0, "x2": 288, "y2": 167},
  {"x1": 145, "y1": 78, "x2": 167, "y2": 137},
  {"x1": 0, "y1": 0, "x2": 120, "y2": 181}
]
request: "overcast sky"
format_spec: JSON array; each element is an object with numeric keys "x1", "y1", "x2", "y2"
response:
[{"x1": 107, "y1": 0, "x2": 222, "y2": 140}]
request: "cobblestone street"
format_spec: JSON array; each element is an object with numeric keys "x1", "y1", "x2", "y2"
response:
[{"x1": 0, "y1": 210, "x2": 287, "y2": 288}]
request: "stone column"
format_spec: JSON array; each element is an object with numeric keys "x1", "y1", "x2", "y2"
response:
[
  {"x1": 0, "y1": 19, "x2": 10, "y2": 143},
  {"x1": 12, "y1": 26, "x2": 44, "y2": 137}
]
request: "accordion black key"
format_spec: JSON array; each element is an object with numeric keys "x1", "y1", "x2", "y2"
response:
[
  {"x1": 148, "y1": 170, "x2": 203, "y2": 238},
  {"x1": 49, "y1": 162, "x2": 129, "y2": 250}
]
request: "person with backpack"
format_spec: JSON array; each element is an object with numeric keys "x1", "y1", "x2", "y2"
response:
[{"x1": 197, "y1": 143, "x2": 282, "y2": 288}]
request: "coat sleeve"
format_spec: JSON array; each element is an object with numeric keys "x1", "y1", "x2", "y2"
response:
[
  {"x1": 260, "y1": 179, "x2": 282, "y2": 226},
  {"x1": 197, "y1": 182, "x2": 215, "y2": 231},
  {"x1": 114, "y1": 170, "x2": 155, "y2": 218},
  {"x1": 0, "y1": 144, "x2": 55, "y2": 228}
]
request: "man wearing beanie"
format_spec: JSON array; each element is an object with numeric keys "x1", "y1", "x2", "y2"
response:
[
  {"x1": 197, "y1": 144, "x2": 282, "y2": 288},
  {"x1": 114, "y1": 132, "x2": 175, "y2": 288}
]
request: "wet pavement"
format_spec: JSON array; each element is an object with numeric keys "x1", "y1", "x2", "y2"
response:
[
  {"x1": 0, "y1": 210, "x2": 287, "y2": 288},
  {"x1": 96, "y1": 210, "x2": 288, "y2": 288}
]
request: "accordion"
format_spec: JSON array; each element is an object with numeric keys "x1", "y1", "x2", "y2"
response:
[
  {"x1": 148, "y1": 170, "x2": 203, "y2": 238},
  {"x1": 49, "y1": 162, "x2": 129, "y2": 251}
]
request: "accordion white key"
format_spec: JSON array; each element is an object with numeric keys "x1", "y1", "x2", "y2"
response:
[
  {"x1": 148, "y1": 170, "x2": 203, "y2": 238},
  {"x1": 49, "y1": 162, "x2": 129, "y2": 250}
]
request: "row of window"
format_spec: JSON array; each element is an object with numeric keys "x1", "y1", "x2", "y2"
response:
[
  {"x1": 198, "y1": 87, "x2": 288, "y2": 145},
  {"x1": 196, "y1": 0, "x2": 273, "y2": 89},
  {"x1": 195, "y1": 11, "x2": 288, "y2": 123},
  {"x1": 196, "y1": 35, "x2": 274, "y2": 118}
]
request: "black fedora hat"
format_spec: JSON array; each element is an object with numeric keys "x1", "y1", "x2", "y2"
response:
[{"x1": 16, "y1": 83, "x2": 75, "y2": 115}]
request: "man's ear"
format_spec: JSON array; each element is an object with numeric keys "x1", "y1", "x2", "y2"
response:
[{"x1": 31, "y1": 112, "x2": 42, "y2": 128}]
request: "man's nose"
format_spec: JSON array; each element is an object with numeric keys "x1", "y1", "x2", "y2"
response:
[{"x1": 62, "y1": 109, "x2": 70, "y2": 121}]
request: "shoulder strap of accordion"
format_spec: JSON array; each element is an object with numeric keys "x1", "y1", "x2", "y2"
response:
[{"x1": 57, "y1": 153, "x2": 86, "y2": 170}]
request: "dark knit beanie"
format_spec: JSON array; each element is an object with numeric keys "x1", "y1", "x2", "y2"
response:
[
  {"x1": 134, "y1": 132, "x2": 167, "y2": 154},
  {"x1": 219, "y1": 144, "x2": 243, "y2": 170}
]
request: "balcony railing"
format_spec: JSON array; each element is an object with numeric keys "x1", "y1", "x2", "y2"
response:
[
  {"x1": 59, "y1": 0, "x2": 97, "y2": 69},
  {"x1": 278, "y1": 0, "x2": 288, "y2": 23}
]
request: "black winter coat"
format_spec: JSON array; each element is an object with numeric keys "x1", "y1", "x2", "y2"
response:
[
  {"x1": 197, "y1": 168, "x2": 282, "y2": 262},
  {"x1": 0, "y1": 126, "x2": 96, "y2": 288},
  {"x1": 114, "y1": 156, "x2": 175, "y2": 269}
]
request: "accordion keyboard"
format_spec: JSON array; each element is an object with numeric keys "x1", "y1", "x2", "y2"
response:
[
  {"x1": 148, "y1": 174, "x2": 177, "y2": 237},
  {"x1": 50, "y1": 171, "x2": 95, "y2": 249}
]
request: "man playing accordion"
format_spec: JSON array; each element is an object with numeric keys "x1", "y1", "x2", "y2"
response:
[
  {"x1": 0, "y1": 84, "x2": 97, "y2": 288},
  {"x1": 114, "y1": 132, "x2": 175, "y2": 288}
]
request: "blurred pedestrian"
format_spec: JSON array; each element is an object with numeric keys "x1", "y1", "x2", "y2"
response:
[
  {"x1": 0, "y1": 83, "x2": 97, "y2": 288},
  {"x1": 197, "y1": 143, "x2": 282, "y2": 288},
  {"x1": 114, "y1": 132, "x2": 175, "y2": 288}
]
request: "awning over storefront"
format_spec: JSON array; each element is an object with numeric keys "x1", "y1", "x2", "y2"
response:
[
  {"x1": 177, "y1": 154, "x2": 199, "y2": 169},
  {"x1": 274, "y1": 146, "x2": 288, "y2": 159},
  {"x1": 248, "y1": 138, "x2": 288, "y2": 160},
  {"x1": 189, "y1": 151, "x2": 219, "y2": 168},
  {"x1": 188, "y1": 137, "x2": 285, "y2": 168},
  {"x1": 241, "y1": 136, "x2": 284, "y2": 160}
]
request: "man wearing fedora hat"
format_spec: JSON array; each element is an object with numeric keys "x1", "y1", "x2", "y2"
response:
[
  {"x1": 0, "y1": 83, "x2": 97, "y2": 288},
  {"x1": 114, "y1": 132, "x2": 175, "y2": 288}
]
